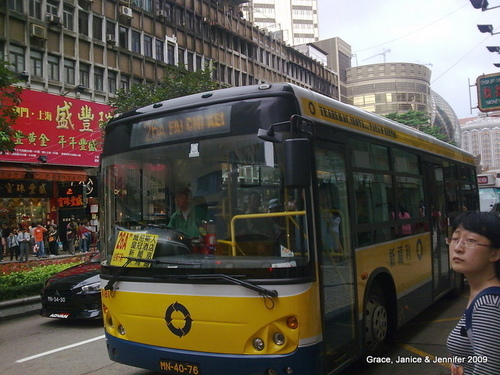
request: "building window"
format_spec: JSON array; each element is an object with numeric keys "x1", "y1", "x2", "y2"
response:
[
  {"x1": 9, "y1": 0, "x2": 24, "y2": 13},
  {"x1": 106, "y1": 21, "x2": 115, "y2": 40},
  {"x1": 29, "y1": 0, "x2": 42, "y2": 19},
  {"x1": 144, "y1": 35, "x2": 153, "y2": 58},
  {"x1": 30, "y1": 50, "x2": 43, "y2": 77},
  {"x1": 94, "y1": 67, "x2": 104, "y2": 91},
  {"x1": 46, "y1": 0, "x2": 58, "y2": 16},
  {"x1": 167, "y1": 43, "x2": 175, "y2": 64},
  {"x1": 80, "y1": 63, "x2": 90, "y2": 88},
  {"x1": 178, "y1": 48, "x2": 185, "y2": 66},
  {"x1": 47, "y1": 55, "x2": 60, "y2": 81},
  {"x1": 93, "y1": 16, "x2": 103, "y2": 41},
  {"x1": 155, "y1": 39, "x2": 164, "y2": 61},
  {"x1": 187, "y1": 52, "x2": 194, "y2": 71},
  {"x1": 119, "y1": 26, "x2": 128, "y2": 49},
  {"x1": 108, "y1": 71, "x2": 117, "y2": 94},
  {"x1": 9, "y1": 45, "x2": 25, "y2": 73},
  {"x1": 132, "y1": 31, "x2": 141, "y2": 53},
  {"x1": 64, "y1": 59, "x2": 75, "y2": 84},
  {"x1": 63, "y1": 4, "x2": 74, "y2": 30},
  {"x1": 78, "y1": 11, "x2": 89, "y2": 36},
  {"x1": 120, "y1": 75, "x2": 130, "y2": 91}
]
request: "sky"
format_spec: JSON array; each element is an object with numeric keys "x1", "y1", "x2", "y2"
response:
[{"x1": 317, "y1": 0, "x2": 500, "y2": 119}]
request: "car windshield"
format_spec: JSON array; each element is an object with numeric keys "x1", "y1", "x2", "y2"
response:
[{"x1": 101, "y1": 133, "x2": 310, "y2": 278}]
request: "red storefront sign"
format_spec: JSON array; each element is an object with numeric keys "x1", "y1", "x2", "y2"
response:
[{"x1": 2, "y1": 90, "x2": 113, "y2": 167}]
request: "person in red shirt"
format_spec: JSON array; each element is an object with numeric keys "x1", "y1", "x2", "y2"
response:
[{"x1": 33, "y1": 223, "x2": 47, "y2": 258}]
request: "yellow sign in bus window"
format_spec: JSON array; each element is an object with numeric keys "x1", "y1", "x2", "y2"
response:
[{"x1": 111, "y1": 231, "x2": 158, "y2": 267}]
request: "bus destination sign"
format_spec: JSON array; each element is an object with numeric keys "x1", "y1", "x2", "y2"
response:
[{"x1": 131, "y1": 106, "x2": 231, "y2": 146}]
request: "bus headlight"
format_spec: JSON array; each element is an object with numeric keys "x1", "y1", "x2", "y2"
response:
[
  {"x1": 118, "y1": 325, "x2": 126, "y2": 335},
  {"x1": 273, "y1": 332, "x2": 285, "y2": 346},
  {"x1": 253, "y1": 338, "x2": 265, "y2": 351}
]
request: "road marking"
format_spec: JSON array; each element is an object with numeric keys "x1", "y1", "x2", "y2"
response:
[
  {"x1": 398, "y1": 343, "x2": 451, "y2": 368},
  {"x1": 15, "y1": 335, "x2": 105, "y2": 363}
]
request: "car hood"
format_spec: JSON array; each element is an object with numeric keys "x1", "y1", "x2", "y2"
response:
[{"x1": 44, "y1": 262, "x2": 101, "y2": 290}]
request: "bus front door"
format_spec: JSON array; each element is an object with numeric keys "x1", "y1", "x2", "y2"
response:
[
  {"x1": 316, "y1": 145, "x2": 358, "y2": 372},
  {"x1": 426, "y1": 163, "x2": 449, "y2": 298}
]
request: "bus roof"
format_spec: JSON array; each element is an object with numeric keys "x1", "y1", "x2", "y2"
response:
[{"x1": 107, "y1": 82, "x2": 474, "y2": 165}]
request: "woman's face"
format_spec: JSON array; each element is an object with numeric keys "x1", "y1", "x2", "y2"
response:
[{"x1": 448, "y1": 226, "x2": 500, "y2": 278}]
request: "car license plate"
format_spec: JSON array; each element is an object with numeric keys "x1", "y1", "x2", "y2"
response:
[
  {"x1": 159, "y1": 359, "x2": 200, "y2": 374},
  {"x1": 47, "y1": 296, "x2": 66, "y2": 303}
]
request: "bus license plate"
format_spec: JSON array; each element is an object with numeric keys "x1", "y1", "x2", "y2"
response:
[{"x1": 159, "y1": 359, "x2": 200, "y2": 374}]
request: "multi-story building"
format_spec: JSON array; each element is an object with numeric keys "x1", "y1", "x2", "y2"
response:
[
  {"x1": 461, "y1": 114, "x2": 500, "y2": 171},
  {"x1": 345, "y1": 62, "x2": 460, "y2": 143},
  {"x1": 241, "y1": 0, "x2": 319, "y2": 46},
  {"x1": 0, "y1": 0, "x2": 337, "y2": 235}
]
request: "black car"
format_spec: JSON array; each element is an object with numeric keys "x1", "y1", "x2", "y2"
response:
[{"x1": 40, "y1": 252, "x2": 101, "y2": 320}]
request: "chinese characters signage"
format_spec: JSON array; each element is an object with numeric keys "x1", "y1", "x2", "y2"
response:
[
  {"x1": 58, "y1": 185, "x2": 84, "y2": 208},
  {"x1": 477, "y1": 73, "x2": 500, "y2": 112},
  {"x1": 2, "y1": 90, "x2": 113, "y2": 167},
  {"x1": 0, "y1": 180, "x2": 53, "y2": 198},
  {"x1": 111, "y1": 231, "x2": 158, "y2": 267}
]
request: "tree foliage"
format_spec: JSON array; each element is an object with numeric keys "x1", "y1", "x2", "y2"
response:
[
  {"x1": 0, "y1": 61, "x2": 23, "y2": 153},
  {"x1": 385, "y1": 110, "x2": 448, "y2": 142},
  {"x1": 108, "y1": 64, "x2": 221, "y2": 113}
]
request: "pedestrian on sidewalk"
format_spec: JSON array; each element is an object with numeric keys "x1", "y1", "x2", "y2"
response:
[
  {"x1": 7, "y1": 228, "x2": 20, "y2": 261},
  {"x1": 78, "y1": 223, "x2": 91, "y2": 252},
  {"x1": 1, "y1": 222, "x2": 10, "y2": 262},
  {"x1": 66, "y1": 220, "x2": 77, "y2": 254},
  {"x1": 33, "y1": 223, "x2": 47, "y2": 258},
  {"x1": 17, "y1": 227, "x2": 30, "y2": 262},
  {"x1": 47, "y1": 224, "x2": 59, "y2": 256}
]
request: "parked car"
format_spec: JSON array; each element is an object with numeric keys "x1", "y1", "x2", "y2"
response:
[{"x1": 40, "y1": 252, "x2": 101, "y2": 320}]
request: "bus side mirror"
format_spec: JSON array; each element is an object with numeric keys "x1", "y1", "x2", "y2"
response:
[{"x1": 285, "y1": 138, "x2": 311, "y2": 188}]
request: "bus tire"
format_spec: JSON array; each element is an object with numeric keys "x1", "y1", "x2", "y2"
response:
[{"x1": 364, "y1": 282, "x2": 390, "y2": 355}]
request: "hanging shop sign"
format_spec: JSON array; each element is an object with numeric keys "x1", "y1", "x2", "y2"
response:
[
  {"x1": 0, "y1": 180, "x2": 54, "y2": 198},
  {"x1": 477, "y1": 72, "x2": 500, "y2": 112},
  {"x1": 2, "y1": 90, "x2": 113, "y2": 167},
  {"x1": 57, "y1": 185, "x2": 84, "y2": 208}
]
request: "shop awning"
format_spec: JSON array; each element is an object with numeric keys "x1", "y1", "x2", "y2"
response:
[
  {"x1": 0, "y1": 165, "x2": 26, "y2": 179},
  {"x1": 0, "y1": 164, "x2": 88, "y2": 182}
]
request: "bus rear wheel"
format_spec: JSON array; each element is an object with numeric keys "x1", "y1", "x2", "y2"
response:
[{"x1": 364, "y1": 283, "x2": 389, "y2": 354}]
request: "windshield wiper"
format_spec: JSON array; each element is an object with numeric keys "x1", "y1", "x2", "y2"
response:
[
  {"x1": 186, "y1": 274, "x2": 278, "y2": 298},
  {"x1": 104, "y1": 257, "x2": 202, "y2": 291}
]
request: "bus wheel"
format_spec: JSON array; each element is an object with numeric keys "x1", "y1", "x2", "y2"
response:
[{"x1": 364, "y1": 283, "x2": 389, "y2": 354}]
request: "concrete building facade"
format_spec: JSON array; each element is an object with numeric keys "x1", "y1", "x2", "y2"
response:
[
  {"x1": 0, "y1": 0, "x2": 337, "y2": 231},
  {"x1": 461, "y1": 115, "x2": 500, "y2": 171},
  {"x1": 241, "y1": 0, "x2": 319, "y2": 46}
]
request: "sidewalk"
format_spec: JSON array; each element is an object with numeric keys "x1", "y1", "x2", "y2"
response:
[{"x1": 0, "y1": 249, "x2": 98, "y2": 322}]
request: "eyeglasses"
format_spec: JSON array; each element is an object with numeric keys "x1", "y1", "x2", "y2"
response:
[{"x1": 445, "y1": 237, "x2": 491, "y2": 249}]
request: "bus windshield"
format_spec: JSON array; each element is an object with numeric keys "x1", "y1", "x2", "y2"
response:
[{"x1": 101, "y1": 124, "x2": 310, "y2": 279}]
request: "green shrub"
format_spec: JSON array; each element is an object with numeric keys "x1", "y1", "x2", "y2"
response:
[
  {"x1": 0, "y1": 282, "x2": 45, "y2": 301},
  {"x1": 0, "y1": 262, "x2": 81, "y2": 302}
]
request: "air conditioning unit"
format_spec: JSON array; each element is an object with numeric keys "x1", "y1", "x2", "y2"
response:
[
  {"x1": 30, "y1": 24, "x2": 47, "y2": 39},
  {"x1": 106, "y1": 34, "x2": 116, "y2": 44},
  {"x1": 156, "y1": 10, "x2": 168, "y2": 18},
  {"x1": 46, "y1": 14, "x2": 62, "y2": 25},
  {"x1": 119, "y1": 6, "x2": 133, "y2": 19}
]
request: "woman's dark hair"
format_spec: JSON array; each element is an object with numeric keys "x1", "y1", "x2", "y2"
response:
[{"x1": 451, "y1": 211, "x2": 500, "y2": 278}]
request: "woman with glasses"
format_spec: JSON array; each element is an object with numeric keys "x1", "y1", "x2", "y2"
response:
[{"x1": 446, "y1": 211, "x2": 500, "y2": 375}]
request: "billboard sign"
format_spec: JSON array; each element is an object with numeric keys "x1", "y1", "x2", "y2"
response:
[
  {"x1": 2, "y1": 90, "x2": 113, "y2": 167},
  {"x1": 477, "y1": 73, "x2": 500, "y2": 112}
]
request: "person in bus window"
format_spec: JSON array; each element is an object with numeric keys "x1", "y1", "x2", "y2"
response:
[
  {"x1": 446, "y1": 211, "x2": 500, "y2": 375},
  {"x1": 398, "y1": 207, "x2": 412, "y2": 236},
  {"x1": 241, "y1": 192, "x2": 273, "y2": 239},
  {"x1": 168, "y1": 187, "x2": 205, "y2": 239}
]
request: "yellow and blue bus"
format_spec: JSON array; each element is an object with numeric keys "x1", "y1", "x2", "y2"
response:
[{"x1": 100, "y1": 83, "x2": 478, "y2": 375}]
